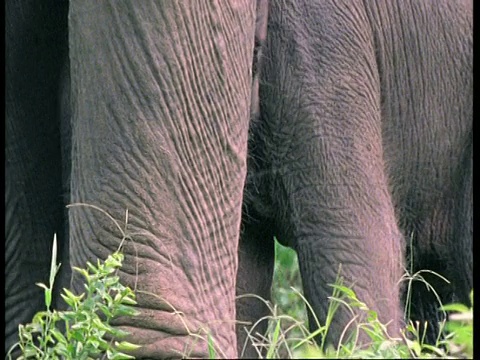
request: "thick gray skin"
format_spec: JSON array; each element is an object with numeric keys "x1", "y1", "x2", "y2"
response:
[
  {"x1": 240, "y1": 0, "x2": 472, "y2": 349},
  {"x1": 68, "y1": 2, "x2": 255, "y2": 356},
  {"x1": 6, "y1": 1, "x2": 258, "y2": 358}
]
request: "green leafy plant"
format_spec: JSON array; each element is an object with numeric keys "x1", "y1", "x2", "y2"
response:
[
  {"x1": 261, "y1": 242, "x2": 473, "y2": 359},
  {"x1": 440, "y1": 290, "x2": 473, "y2": 358},
  {"x1": 7, "y1": 234, "x2": 141, "y2": 360}
]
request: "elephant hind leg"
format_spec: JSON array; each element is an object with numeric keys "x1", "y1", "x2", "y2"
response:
[
  {"x1": 406, "y1": 276, "x2": 451, "y2": 345},
  {"x1": 451, "y1": 136, "x2": 472, "y2": 306},
  {"x1": 238, "y1": 1, "x2": 275, "y2": 352},
  {"x1": 236, "y1": 215, "x2": 275, "y2": 358},
  {"x1": 5, "y1": 0, "x2": 69, "y2": 354},
  {"x1": 404, "y1": 189, "x2": 471, "y2": 343}
]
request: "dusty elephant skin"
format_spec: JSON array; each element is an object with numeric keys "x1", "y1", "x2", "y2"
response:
[
  {"x1": 6, "y1": 1, "x2": 258, "y2": 358},
  {"x1": 239, "y1": 0, "x2": 472, "y2": 352}
]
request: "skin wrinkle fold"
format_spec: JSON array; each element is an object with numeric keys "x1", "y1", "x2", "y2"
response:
[
  {"x1": 165, "y1": 5, "x2": 251, "y2": 298},
  {"x1": 175, "y1": 175, "x2": 223, "y2": 304},
  {"x1": 169, "y1": 29, "x2": 242, "y2": 306}
]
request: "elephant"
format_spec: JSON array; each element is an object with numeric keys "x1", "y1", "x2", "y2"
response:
[
  {"x1": 6, "y1": 1, "x2": 266, "y2": 358},
  {"x1": 236, "y1": 0, "x2": 472, "y2": 355},
  {"x1": 6, "y1": 0, "x2": 472, "y2": 359}
]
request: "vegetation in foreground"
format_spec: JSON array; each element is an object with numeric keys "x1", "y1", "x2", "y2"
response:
[
  {"x1": 7, "y1": 235, "x2": 140, "y2": 360},
  {"x1": 242, "y1": 240, "x2": 473, "y2": 359},
  {"x1": 8, "y1": 220, "x2": 472, "y2": 359}
]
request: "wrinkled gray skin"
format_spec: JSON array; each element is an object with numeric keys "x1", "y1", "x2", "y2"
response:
[
  {"x1": 6, "y1": 0, "x2": 472, "y2": 359},
  {"x1": 237, "y1": 0, "x2": 472, "y2": 355},
  {"x1": 6, "y1": 1, "x2": 260, "y2": 358}
]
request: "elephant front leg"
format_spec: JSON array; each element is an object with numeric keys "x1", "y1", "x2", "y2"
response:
[{"x1": 68, "y1": 1, "x2": 257, "y2": 358}]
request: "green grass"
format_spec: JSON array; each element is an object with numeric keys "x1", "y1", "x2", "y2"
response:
[
  {"x1": 262, "y1": 239, "x2": 473, "y2": 359},
  {"x1": 9, "y1": 210, "x2": 472, "y2": 359}
]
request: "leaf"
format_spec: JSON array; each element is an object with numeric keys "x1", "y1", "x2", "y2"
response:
[
  {"x1": 207, "y1": 334, "x2": 217, "y2": 360},
  {"x1": 120, "y1": 295, "x2": 137, "y2": 306},
  {"x1": 114, "y1": 305, "x2": 140, "y2": 317},
  {"x1": 53, "y1": 342, "x2": 69, "y2": 358},
  {"x1": 92, "y1": 337, "x2": 110, "y2": 351},
  {"x1": 87, "y1": 261, "x2": 100, "y2": 274},
  {"x1": 32, "y1": 311, "x2": 50, "y2": 326},
  {"x1": 101, "y1": 291, "x2": 114, "y2": 307},
  {"x1": 35, "y1": 282, "x2": 49, "y2": 291},
  {"x1": 330, "y1": 284, "x2": 356, "y2": 299},
  {"x1": 44, "y1": 288, "x2": 52, "y2": 309},
  {"x1": 50, "y1": 327, "x2": 67, "y2": 344},
  {"x1": 73, "y1": 266, "x2": 90, "y2": 280},
  {"x1": 441, "y1": 303, "x2": 470, "y2": 313},
  {"x1": 98, "y1": 303, "x2": 114, "y2": 318},
  {"x1": 75, "y1": 341, "x2": 84, "y2": 355},
  {"x1": 109, "y1": 327, "x2": 131, "y2": 338},
  {"x1": 108, "y1": 253, "x2": 124, "y2": 268},
  {"x1": 60, "y1": 293, "x2": 76, "y2": 308},
  {"x1": 104, "y1": 276, "x2": 120, "y2": 287},
  {"x1": 366, "y1": 309, "x2": 378, "y2": 322},
  {"x1": 49, "y1": 234, "x2": 59, "y2": 287},
  {"x1": 114, "y1": 341, "x2": 142, "y2": 351},
  {"x1": 92, "y1": 317, "x2": 114, "y2": 333},
  {"x1": 267, "y1": 320, "x2": 281, "y2": 359},
  {"x1": 107, "y1": 350, "x2": 136, "y2": 360},
  {"x1": 61, "y1": 288, "x2": 85, "y2": 310},
  {"x1": 22, "y1": 348, "x2": 38, "y2": 359}
]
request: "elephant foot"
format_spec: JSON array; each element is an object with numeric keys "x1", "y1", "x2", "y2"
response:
[
  {"x1": 109, "y1": 305, "x2": 237, "y2": 359},
  {"x1": 108, "y1": 326, "x2": 211, "y2": 359}
]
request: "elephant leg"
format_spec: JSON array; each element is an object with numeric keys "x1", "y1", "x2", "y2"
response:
[
  {"x1": 237, "y1": 1, "x2": 274, "y2": 356},
  {"x1": 236, "y1": 216, "x2": 275, "y2": 358},
  {"x1": 68, "y1": 1, "x2": 256, "y2": 358},
  {"x1": 290, "y1": 177, "x2": 404, "y2": 347},
  {"x1": 5, "y1": 0, "x2": 69, "y2": 354},
  {"x1": 260, "y1": 0, "x2": 405, "y2": 346},
  {"x1": 451, "y1": 136, "x2": 473, "y2": 306},
  {"x1": 406, "y1": 135, "x2": 473, "y2": 343},
  {"x1": 405, "y1": 207, "x2": 458, "y2": 343},
  {"x1": 405, "y1": 232, "x2": 454, "y2": 344}
]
